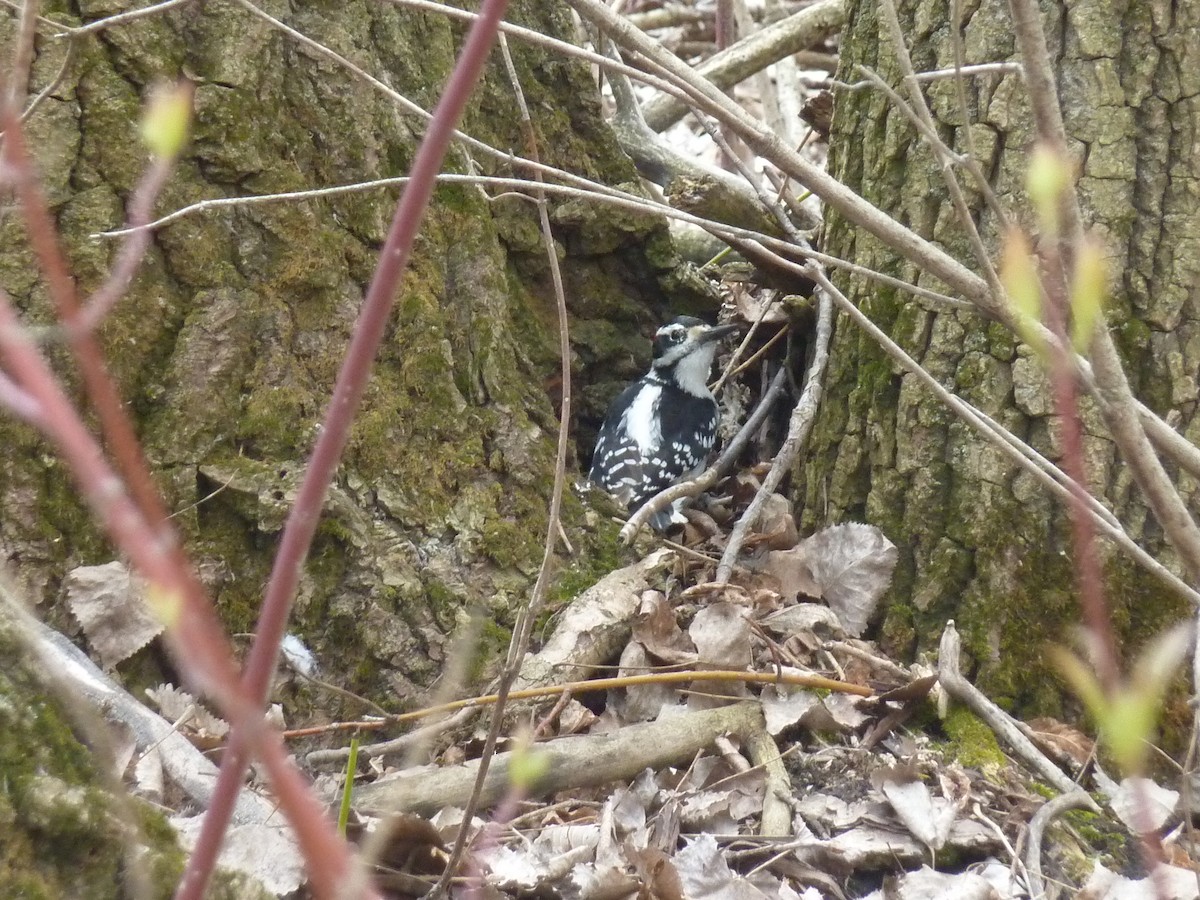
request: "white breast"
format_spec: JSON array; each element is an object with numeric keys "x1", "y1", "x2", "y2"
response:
[{"x1": 623, "y1": 383, "x2": 662, "y2": 453}]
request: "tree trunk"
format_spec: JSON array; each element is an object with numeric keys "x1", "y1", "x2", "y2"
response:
[
  {"x1": 0, "y1": 0, "x2": 702, "y2": 708},
  {"x1": 799, "y1": 0, "x2": 1200, "y2": 714}
]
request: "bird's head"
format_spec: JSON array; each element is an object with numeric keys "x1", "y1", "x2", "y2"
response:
[{"x1": 650, "y1": 316, "x2": 739, "y2": 395}]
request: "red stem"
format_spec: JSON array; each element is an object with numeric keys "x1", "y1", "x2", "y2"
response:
[
  {"x1": 1039, "y1": 242, "x2": 1121, "y2": 691},
  {"x1": 3, "y1": 113, "x2": 172, "y2": 532}
]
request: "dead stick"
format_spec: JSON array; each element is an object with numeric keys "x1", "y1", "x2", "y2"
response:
[{"x1": 354, "y1": 702, "x2": 763, "y2": 815}]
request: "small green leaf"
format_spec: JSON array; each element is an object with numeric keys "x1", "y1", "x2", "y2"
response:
[
  {"x1": 1000, "y1": 228, "x2": 1045, "y2": 354},
  {"x1": 1130, "y1": 623, "x2": 1191, "y2": 697},
  {"x1": 1052, "y1": 625, "x2": 1189, "y2": 774},
  {"x1": 337, "y1": 735, "x2": 359, "y2": 837},
  {"x1": 1049, "y1": 644, "x2": 1106, "y2": 716},
  {"x1": 141, "y1": 82, "x2": 192, "y2": 160},
  {"x1": 145, "y1": 583, "x2": 183, "y2": 628},
  {"x1": 1026, "y1": 144, "x2": 1071, "y2": 237},
  {"x1": 1069, "y1": 238, "x2": 1108, "y2": 351},
  {"x1": 507, "y1": 742, "x2": 550, "y2": 793},
  {"x1": 1102, "y1": 690, "x2": 1157, "y2": 772}
]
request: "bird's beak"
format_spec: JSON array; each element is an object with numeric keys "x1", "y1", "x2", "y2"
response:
[{"x1": 698, "y1": 324, "x2": 740, "y2": 344}]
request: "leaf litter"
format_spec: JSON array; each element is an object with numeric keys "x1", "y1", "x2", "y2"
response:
[
  {"x1": 93, "y1": 475, "x2": 1198, "y2": 897},
  {"x1": 337, "y1": 494, "x2": 1198, "y2": 899}
]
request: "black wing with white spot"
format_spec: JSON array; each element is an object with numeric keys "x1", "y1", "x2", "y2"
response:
[{"x1": 588, "y1": 379, "x2": 649, "y2": 507}]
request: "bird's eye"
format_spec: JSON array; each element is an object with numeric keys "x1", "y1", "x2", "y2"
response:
[{"x1": 668, "y1": 330, "x2": 684, "y2": 343}]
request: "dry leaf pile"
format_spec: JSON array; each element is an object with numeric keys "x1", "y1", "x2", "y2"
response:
[
  {"x1": 51, "y1": 479, "x2": 1200, "y2": 898},
  {"x1": 341, "y1": 501, "x2": 1200, "y2": 899}
]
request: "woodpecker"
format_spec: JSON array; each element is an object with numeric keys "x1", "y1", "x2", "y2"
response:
[{"x1": 589, "y1": 316, "x2": 739, "y2": 530}]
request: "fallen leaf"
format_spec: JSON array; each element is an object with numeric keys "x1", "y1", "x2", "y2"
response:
[
  {"x1": 766, "y1": 524, "x2": 897, "y2": 637},
  {"x1": 65, "y1": 561, "x2": 163, "y2": 668},
  {"x1": 145, "y1": 684, "x2": 229, "y2": 742},
  {"x1": 756, "y1": 493, "x2": 799, "y2": 550},
  {"x1": 632, "y1": 591, "x2": 697, "y2": 666},
  {"x1": 761, "y1": 603, "x2": 846, "y2": 641},
  {"x1": 1028, "y1": 716, "x2": 1094, "y2": 767},
  {"x1": 689, "y1": 602, "x2": 753, "y2": 681},
  {"x1": 1110, "y1": 776, "x2": 1178, "y2": 834},
  {"x1": 873, "y1": 765, "x2": 949, "y2": 850},
  {"x1": 1078, "y1": 860, "x2": 1200, "y2": 899}
]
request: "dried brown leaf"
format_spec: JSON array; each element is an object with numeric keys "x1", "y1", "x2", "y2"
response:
[
  {"x1": 689, "y1": 602, "x2": 752, "y2": 670},
  {"x1": 631, "y1": 591, "x2": 697, "y2": 666},
  {"x1": 766, "y1": 523, "x2": 897, "y2": 637},
  {"x1": 65, "y1": 561, "x2": 163, "y2": 668},
  {"x1": 145, "y1": 684, "x2": 229, "y2": 741},
  {"x1": 1027, "y1": 716, "x2": 1094, "y2": 767},
  {"x1": 756, "y1": 493, "x2": 799, "y2": 550}
]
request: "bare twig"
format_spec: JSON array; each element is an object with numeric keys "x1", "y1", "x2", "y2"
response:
[
  {"x1": 286, "y1": 667, "x2": 873, "y2": 739},
  {"x1": 4, "y1": 0, "x2": 40, "y2": 110},
  {"x1": 9, "y1": 35, "x2": 76, "y2": 131},
  {"x1": 0, "y1": 369, "x2": 41, "y2": 421},
  {"x1": 306, "y1": 708, "x2": 475, "y2": 766},
  {"x1": 640, "y1": 0, "x2": 846, "y2": 132},
  {"x1": 3, "y1": 110, "x2": 174, "y2": 541},
  {"x1": 355, "y1": 703, "x2": 768, "y2": 817},
  {"x1": 430, "y1": 34, "x2": 576, "y2": 897},
  {"x1": 1024, "y1": 790, "x2": 1097, "y2": 898},
  {"x1": 938, "y1": 621, "x2": 1096, "y2": 802},
  {"x1": 875, "y1": 0, "x2": 1004, "y2": 299},
  {"x1": 716, "y1": 278, "x2": 832, "y2": 582},
  {"x1": 570, "y1": 0, "x2": 992, "y2": 310},
  {"x1": 947, "y1": 0, "x2": 1010, "y2": 225},
  {"x1": 78, "y1": 147, "x2": 180, "y2": 332},
  {"x1": 60, "y1": 0, "x2": 194, "y2": 36}
]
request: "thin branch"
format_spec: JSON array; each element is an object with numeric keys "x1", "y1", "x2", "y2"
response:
[
  {"x1": 712, "y1": 293, "x2": 781, "y2": 395},
  {"x1": 1024, "y1": 790, "x2": 1097, "y2": 897},
  {"x1": 626, "y1": 4, "x2": 710, "y2": 30},
  {"x1": 716, "y1": 274, "x2": 833, "y2": 582},
  {"x1": 947, "y1": 0, "x2": 1011, "y2": 226},
  {"x1": 570, "y1": 0, "x2": 991, "y2": 309},
  {"x1": 59, "y1": 0, "x2": 194, "y2": 37},
  {"x1": 839, "y1": 62, "x2": 1023, "y2": 89},
  {"x1": 385, "y1": 0, "x2": 685, "y2": 98},
  {"x1": 876, "y1": 0, "x2": 1004, "y2": 300},
  {"x1": 78, "y1": 151, "x2": 177, "y2": 332},
  {"x1": 5, "y1": 0, "x2": 40, "y2": 110},
  {"x1": 640, "y1": 0, "x2": 846, "y2": 132},
  {"x1": 2, "y1": 112, "x2": 172, "y2": 555},
  {"x1": 432, "y1": 33, "x2": 575, "y2": 896},
  {"x1": 939, "y1": 621, "x2": 1096, "y2": 801},
  {"x1": 9, "y1": 34, "x2": 76, "y2": 130},
  {"x1": 0, "y1": 369, "x2": 41, "y2": 421}
]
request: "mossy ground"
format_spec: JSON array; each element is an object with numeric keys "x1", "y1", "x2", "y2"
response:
[{"x1": 0, "y1": 610, "x2": 279, "y2": 898}]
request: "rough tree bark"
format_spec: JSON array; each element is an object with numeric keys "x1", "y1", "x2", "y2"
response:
[
  {"x1": 0, "y1": 0, "x2": 708, "y2": 885},
  {"x1": 798, "y1": 0, "x2": 1200, "y2": 714},
  {"x1": 1, "y1": 0, "x2": 710, "y2": 699}
]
